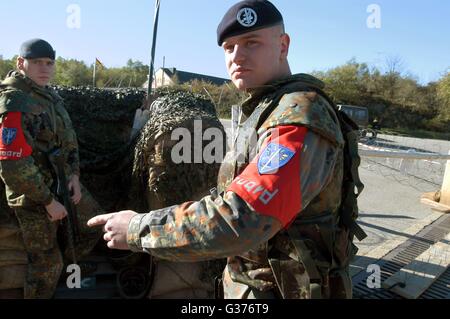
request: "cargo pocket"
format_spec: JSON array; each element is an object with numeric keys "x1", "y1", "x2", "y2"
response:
[{"x1": 14, "y1": 207, "x2": 57, "y2": 252}]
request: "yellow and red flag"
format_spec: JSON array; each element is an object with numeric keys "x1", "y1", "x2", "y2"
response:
[{"x1": 95, "y1": 58, "x2": 105, "y2": 70}]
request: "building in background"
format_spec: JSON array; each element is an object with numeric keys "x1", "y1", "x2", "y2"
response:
[{"x1": 143, "y1": 67, "x2": 230, "y2": 89}]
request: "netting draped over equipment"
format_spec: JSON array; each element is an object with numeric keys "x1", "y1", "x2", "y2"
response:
[
  {"x1": 130, "y1": 91, "x2": 226, "y2": 212},
  {"x1": 57, "y1": 87, "x2": 146, "y2": 211},
  {"x1": 59, "y1": 86, "x2": 226, "y2": 213}
]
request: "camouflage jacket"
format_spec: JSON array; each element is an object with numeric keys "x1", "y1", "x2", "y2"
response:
[
  {"x1": 0, "y1": 71, "x2": 80, "y2": 208},
  {"x1": 127, "y1": 74, "x2": 345, "y2": 296}
]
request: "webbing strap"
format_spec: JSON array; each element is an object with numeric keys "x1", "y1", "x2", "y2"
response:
[
  {"x1": 346, "y1": 131, "x2": 364, "y2": 196},
  {"x1": 287, "y1": 228, "x2": 323, "y2": 299}
]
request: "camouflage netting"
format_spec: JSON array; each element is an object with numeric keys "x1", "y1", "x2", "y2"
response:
[
  {"x1": 129, "y1": 91, "x2": 226, "y2": 212},
  {"x1": 56, "y1": 87, "x2": 226, "y2": 212},
  {"x1": 56, "y1": 87, "x2": 146, "y2": 211}
]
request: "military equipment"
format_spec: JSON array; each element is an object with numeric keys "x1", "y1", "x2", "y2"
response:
[
  {"x1": 48, "y1": 147, "x2": 81, "y2": 264},
  {"x1": 49, "y1": 86, "x2": 225, "y2": 299},
  {"x1": 130, "y1": 90, "x2": 225, "y2": 212},
  {"x1": 338, "y1": 105, "x2": 377, "y2": 139}
]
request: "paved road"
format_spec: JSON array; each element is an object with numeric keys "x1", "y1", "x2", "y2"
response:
[{"x1": 372, "y1": 133, "x2": 450, "y2": 155}]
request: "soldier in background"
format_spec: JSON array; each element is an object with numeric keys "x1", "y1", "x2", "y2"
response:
[
  {"x1": 89, "y1": 0, "x2": 365, "y2": 299},
  {"x1": 0, "y1": 39, "x2": 102, "y2": 299}
]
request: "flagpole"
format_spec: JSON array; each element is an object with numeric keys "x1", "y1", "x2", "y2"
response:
[
  {"x1": 147, "y1": 0, "x2": 161, "y2": 97},
  {"x1": 93, "y1": 58, "x2": 97, "y2": 88}
]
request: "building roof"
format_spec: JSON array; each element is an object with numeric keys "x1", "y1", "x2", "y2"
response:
[{"x1": 161, "y1": 68, "x2": 230, "y2": 86}]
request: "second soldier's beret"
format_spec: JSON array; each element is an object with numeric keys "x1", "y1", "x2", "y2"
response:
[
  {"x1": 217, "y1": 0, "x2": 283, "y2": 46},
  {"x1": 20, "y1": 39, "x2": 56, "y2": 60}
]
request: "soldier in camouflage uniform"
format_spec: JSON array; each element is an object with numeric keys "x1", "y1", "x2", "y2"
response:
[
  {"x1": 0, "y1": 39, "x2": 102, "y2": 299},
  {"x1": 89, "y1": 0, "x2": 366, "y2": 299}
]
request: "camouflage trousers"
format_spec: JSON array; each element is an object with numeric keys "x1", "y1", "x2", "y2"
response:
[{"x1": 0, "y1": 183, "x2": 103, "y2": 299}]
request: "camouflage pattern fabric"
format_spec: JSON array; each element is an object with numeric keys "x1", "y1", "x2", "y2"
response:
[
  {"x1": 0, "y1": 187, "x2": 26, "y2": 297},
  {"x1": 126, "y1": 74, "x2": 356, "y2": 299},
  {"x1": 0, "y1": 74, "x2": 228, "y2": 299}
]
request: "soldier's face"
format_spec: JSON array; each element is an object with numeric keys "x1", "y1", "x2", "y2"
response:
[
  {"x1": 223, "y1": 25, "x2": 290, "y2": 91},
  {"x1": 17, "y1": 57, "x2": 55, "y2": 87}
]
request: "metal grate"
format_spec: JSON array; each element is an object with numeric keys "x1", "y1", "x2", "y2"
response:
[
  {"x1": 352, "y1": 214, "x2": 450, "y2": 299},
  {"x1": 421, "y1": 267, "x2": 450, "y2": 299}
]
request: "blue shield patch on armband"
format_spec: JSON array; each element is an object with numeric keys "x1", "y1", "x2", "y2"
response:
[
  {"x1": 258, "y1": 143, "x2": 295, "y2": 175},
  {"x1": 2, "y1": 128, "x2": 17, "y2": 145}
]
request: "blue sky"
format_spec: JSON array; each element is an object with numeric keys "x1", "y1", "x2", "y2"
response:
[{"x1": 0, "y1": 0, "x2": 449, "y2": 84}]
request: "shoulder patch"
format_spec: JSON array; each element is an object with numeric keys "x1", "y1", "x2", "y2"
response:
[
  {"x1": 2, "y1": 128, "x2": 17, "y2": 145},
  {"x1": 258, "y1": 143, "x2": 295, "y2": 175}
]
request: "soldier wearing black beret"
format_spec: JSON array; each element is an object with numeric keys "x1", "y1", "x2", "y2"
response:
[
  {"x1": 91, "y1": 0, "x2": 364, "y2": 300},
  {"x1": 0, "y1": 39, "x2": 102, "y2": 298}
]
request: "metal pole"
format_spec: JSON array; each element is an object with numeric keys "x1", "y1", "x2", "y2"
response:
[
  {"x1": 93, "y1": 58, "x2": 97, "y2": 88},
  {"x1": 147, "y1": 0, "x2": 161, "y2": 96},
  {"x1": 162, "y1": 56, "x2": 165, "y2": 86}
]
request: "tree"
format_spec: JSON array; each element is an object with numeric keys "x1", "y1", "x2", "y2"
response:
[
  {"x1": 96, "y1": 59, "x2": 148, "y2": 88},
  {"x1": 0, "y1": 56, "x2": 16, "y2": 79},
  {"x1": 313, "y1": 59, "x2": 371, "y2": 105},
  {"x1": 437, "y1": 71, "x2": 450, "y2": 120},
  {"x1": 54, "y1": 58, "x2": 91, "y2": 86},
  {"x1": 383, "y1": 55, "x2": 405, "y2": 101},
  {"x1": 177, "y1": 80, "x2": 245, "y2": 119}
]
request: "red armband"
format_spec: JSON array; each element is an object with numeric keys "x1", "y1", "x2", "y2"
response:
[
  {"x1": 0, "y1": 112, "x2": 32, "y2": 160},
  {"x1": 227, "y1": 125, "x2": 307, "y2": 228}
]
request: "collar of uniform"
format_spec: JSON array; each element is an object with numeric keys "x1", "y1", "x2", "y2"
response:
[
  {"x1": 3, "y1": 71, "x2": 55, "y2": 103},
  {"x1": 2, "y1": 71, "x2": 31, "y2": 92},
  {"x1": 241, "y1": 73, "x2": 325, "y2": 117}
]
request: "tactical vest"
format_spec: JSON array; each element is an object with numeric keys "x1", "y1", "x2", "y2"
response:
[{"x1": 217, "y1": 74, "x2": 366, "y2": 299}]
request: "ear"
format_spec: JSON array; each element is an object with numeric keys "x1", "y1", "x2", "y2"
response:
[
  {"x1": 16, "y1": 57, "x2": 25, "y2": 71},
  {"x1": 280, "y1": 33, "x2": 290, "y2": 60}
]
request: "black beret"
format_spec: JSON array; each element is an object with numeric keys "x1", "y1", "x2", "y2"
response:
[
  {"x1": 217, "y1": 0, "x2": 283, "y2": 46},
  {"x1": 20, "y1": 39, "x2": 56, "y2": 60}
]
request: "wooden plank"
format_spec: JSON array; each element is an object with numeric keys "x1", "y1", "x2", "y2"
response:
[
  {"x1": 440, "y1": 151, "x2": 450, "y2": 206},
  {"x1": 420, "y1": 198, "x2": 450, "y2": 214},
  {"x1": 382, "y1": 232, "x2": 450, "y2": 299}
]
